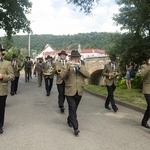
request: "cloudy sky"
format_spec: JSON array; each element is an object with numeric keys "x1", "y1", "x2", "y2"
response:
[{"x1": 0, "y1": 0, "x2": 121, "y2": 36}]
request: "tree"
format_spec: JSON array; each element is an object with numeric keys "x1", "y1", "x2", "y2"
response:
[
  {"x1": 0, "y1": 0, "x2": 32, "y2": 37},
  {"x1": 66, "y1": 0, "x2": 100, "y2": 14},
  {"x1": 114, "y1": 0, "x2": 150, "y2": 37},
  {"x1": 112, "y1": 0, "x2": 150, "y2": 70}
]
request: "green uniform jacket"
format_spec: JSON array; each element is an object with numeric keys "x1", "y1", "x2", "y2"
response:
[
  {"x1": 60, "y1": 64, "x2": 90, "y2": 96},
  {"x1": 55, "y1": 60, "x2": 65, "y2": 84},
  {"x1": 11, "y1": 60, "x2": 22, "y2": 77},
  {"x1": 42, "y1": 62, "x2": 55, "y2": 79},
  {"x1": 102, "y1": 62, "x2": 121, "y2": 86},
  {"x1": 0, "y1": 60, "x2": 15, "y2": 96},
  {"x1": 140, "y1": 64, "x2": 150, "y2": 94}
]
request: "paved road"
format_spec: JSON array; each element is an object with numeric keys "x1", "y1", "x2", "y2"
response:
[{"x1": 0, "y1": 75, "x2": 149, "y2": 150}]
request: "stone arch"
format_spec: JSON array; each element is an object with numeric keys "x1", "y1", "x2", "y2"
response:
[{"x1": 89, "y1": 69, "x2": 103, "y2": 85}]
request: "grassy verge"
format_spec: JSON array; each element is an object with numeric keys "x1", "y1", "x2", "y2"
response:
[{"x1": 84, "y1": 84, "x2": 146, "y2": 109}]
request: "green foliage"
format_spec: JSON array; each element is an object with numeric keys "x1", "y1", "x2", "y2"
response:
[
  {"x1": 117, "y1": 74, "x2": 143, "y2": 89},
  {"x1": 66, "y1": 0, "x2": 100, "y2": 14},
  {"x1": 0, "y1": 0, "x2": 32, "y2": 37},
  {"x1": 111, "y1": 0, "x2": 150, "y2": 72},
  {"x1": 84, "y1": 84, "x2": 146, "y2": 108},
  {"x1": 1, "y1": 32, "x2": 120, "y2": 54},
  {"x1": 3, "y1": 47, "x2": 24, "y2": 63}
]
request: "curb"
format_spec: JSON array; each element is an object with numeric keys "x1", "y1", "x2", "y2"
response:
[{"x1": 84, "y1": 88, "x2": 145, "y2": 114}]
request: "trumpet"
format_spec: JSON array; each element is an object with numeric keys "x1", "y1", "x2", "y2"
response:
[
  {"x1": 67, "y1": 61, "x2": 81, "y2": 70},
  {"x1": 55, "y1": 66, "x2": 62, "y2": 74}
]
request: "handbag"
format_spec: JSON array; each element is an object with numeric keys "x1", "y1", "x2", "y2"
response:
[{"x1": 100, "y1": 76, "x2": 106, "y2": 87}]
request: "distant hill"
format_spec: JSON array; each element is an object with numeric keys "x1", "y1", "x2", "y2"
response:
[{"x1": 0, "y1": 32, "x2": 120, "y2": 54}]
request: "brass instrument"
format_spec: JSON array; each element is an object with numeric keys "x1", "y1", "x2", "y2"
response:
[
  {"x1": 109, "y1": 72, "x2": 117, "y2": 79},
  {"x1": 56, "y1": 66, "x2": 62, "y2": 74},
  {"x1": 43, "y1": 66, "x2": 54, "y2": 75},
  {"x1": 68, "y1": 62, "x2": 81, "y2": 70}
]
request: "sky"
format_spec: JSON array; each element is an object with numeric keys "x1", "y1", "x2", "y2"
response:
[{"x1": 0, "y1": 0, "x2": 121, "y2": 36}]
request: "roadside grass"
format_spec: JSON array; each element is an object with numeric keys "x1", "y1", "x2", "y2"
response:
[{"x1": 84, "y1": 84, "x2": 146, "y2": 109}]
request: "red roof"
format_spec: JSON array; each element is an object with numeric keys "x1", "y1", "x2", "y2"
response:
[{"x1": 43, "y1": 49, "x2": 105, "y2": 55}]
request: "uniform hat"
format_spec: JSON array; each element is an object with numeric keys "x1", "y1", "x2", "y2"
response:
[
  {"x1": 69, "y1": 50, "x2": 81, "y2": 57},
  {"x1": 46, "y1": 55, "x2": 52, "y2": 59},
  {"x1": 110, "y1": 55, "x2": 117, "y2": 61},
  {"x1": 0, "y1": 44, "x2": 5, "y2": 51},
  {"x1": 12, "y1": 54, "x2": 17, "y2": 58},
  {"x1": 58, "y1": 50, "x2": 68, "y2": 56},
  {"x1": 26, "y1": 56, "x2": 30, "y2": 58},
  {"x1": 2, "y1": 51, "x2": 6, "y2": 56}
]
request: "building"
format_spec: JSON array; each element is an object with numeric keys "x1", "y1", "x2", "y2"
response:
[{"x1": 35, "y1": 44, "x2": 107, "y2": 61}]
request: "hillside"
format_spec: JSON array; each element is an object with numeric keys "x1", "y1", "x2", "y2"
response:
[{"x1": 1, "y1": 32, "x2": 120, "y2": 54}]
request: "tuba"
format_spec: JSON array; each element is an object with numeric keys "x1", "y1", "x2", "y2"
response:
[{"x1": 43, "y1": 66, "x2": 54, "y2": 75}]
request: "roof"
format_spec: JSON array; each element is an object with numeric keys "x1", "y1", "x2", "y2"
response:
[{"x1": 43, "y1": 49, "x2": 106, "y2": 55}]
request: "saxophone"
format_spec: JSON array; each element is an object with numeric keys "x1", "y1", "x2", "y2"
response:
[{"x1": 109, "y1": 72, "x2": 117, "y2": 79}]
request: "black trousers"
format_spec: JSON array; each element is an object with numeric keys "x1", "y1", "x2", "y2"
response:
[
  {"x1": 105, "y1": 83, "x2": 118, "y2": 110},
  {"x1": 25, "y1": 68, "x2": 31, "y2": 82},
  {"x1": 11, "y1": 76, "x2": 19, "y2": 93},
  {"x1": 0, "y1": 95, "x2": 7, "y2": 127},
  {"x1": 142, "y1": 94, "x2": 150, "y2": 123},
  {"x1": 57, "y1": 81, "x2": 65, "y2": 108},
  {"x1": 66, "y1": 93, "x2": 82, "y2": 130},
  {"x1": 44, "y1": 77, "x2": 53, "y2": 94}
]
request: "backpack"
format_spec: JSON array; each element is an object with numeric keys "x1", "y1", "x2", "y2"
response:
[{"x1": 130, "y1": 68, "x2": 135, "y2": 78}]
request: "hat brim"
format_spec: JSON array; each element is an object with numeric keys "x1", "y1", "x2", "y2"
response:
[
  {"x1": 69, "y1": 54, "x2": 81, "y2": 57},
  {"x1": 0, "y1": 49, "x2": 5, "y2": 51},
  {"x1": 58, "y1": 53, "x2": 68, "y2": 56}
]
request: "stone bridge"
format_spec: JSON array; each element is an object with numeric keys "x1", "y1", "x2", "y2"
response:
[{"x1": 84, "y1": 56, "x2": 109, "y2": 85}]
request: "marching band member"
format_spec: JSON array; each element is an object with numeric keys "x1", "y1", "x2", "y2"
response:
[
  {"x1": 10, "y1": 54, "x2": 22, "y2": 95},
  {"x1": 21, "y1": 56, "x2": 33, "y2": 82},
  {"x1": 55, "y1": 50, "x2": 68, "y2": 113},
  {"x1": 34, "y1": 57, "x2": 43, "y2": 87},
  {"x1": 42, "y1": 55, "x2": 55, "y2": 96},
  {"x1": 0, "y1": 44, "x2": 14, "y2": 134},
  {"x1": 60, "y1": 50, "x2": 90, "y2": 136},
  {"x1": 140, "y1": 54, "x2": 150, "y2": 129},
  {"x1": 102, "y1": 55, "x2": 121, "y2": 112}
]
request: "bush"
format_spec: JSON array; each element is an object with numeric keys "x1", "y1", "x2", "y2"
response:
[{"x1": 117, "y1": 74, "x2": 143, "y2": 89}]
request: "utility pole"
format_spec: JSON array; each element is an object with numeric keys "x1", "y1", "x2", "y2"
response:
[{"x1": 28, "y1": 32, "x2": 30, "y2": 57}]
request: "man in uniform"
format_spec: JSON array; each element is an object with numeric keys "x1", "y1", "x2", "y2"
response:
[
  {"x1": 22, "y1": 56, "x2": 33, "y2": 82},
  {"x1": 55, "y1": 50, "x2": 68, "y2": 113},
  {"x1": 60, "y1": 50, "x2": 90, "y2": 136},
  {"x1": 102, "y1": 55, "x2": 121, "y2": 112},
  {"x1": 34, "y1": 57, "x2": 43, "y2": 87},
  {"x1": 0, "y1": 44, "x2": 14, "y2": 134},
  {"x1": 42, "y1": 55, "x2": 55, "y2": 96},
  {"x1": 10, "y1": 54, "x2": 22, "y2": 95}
]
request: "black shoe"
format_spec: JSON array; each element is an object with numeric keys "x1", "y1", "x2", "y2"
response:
[
  {"x1": 113, "y1": 107, "x2": 118, "y2": 112},
  {"x1": 46, "y1": 93, "x2": 50, "y2": 96},
  {"x1": 10, "y1": 92, "x2": 14, "y2": 96},
  {"x1": 60, "y1": 107, "x2": 65, "y2": 113},
  {"x1": 0, "y1": 127, "x2": 3, "y2": 134},
  {"x1": 141, "y1": 122, "x2": 150, "y2": 129},
  {"x1": 74, "y1": 129, "x2": 80, "y2": 136},
  {"x1": 67, "y1": 121, "x2": 73, "y2": 128},
  {"x1": 105, "y1": 106, "x2": 111, "y2": 110},
  {"x1": 15, "y1": 92, "x2": 17, "y2": 94}
]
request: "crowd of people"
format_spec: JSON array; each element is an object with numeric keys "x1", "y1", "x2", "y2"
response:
[{"x1": 0, "y1": 44, "x2": 150, "y2": 136}]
